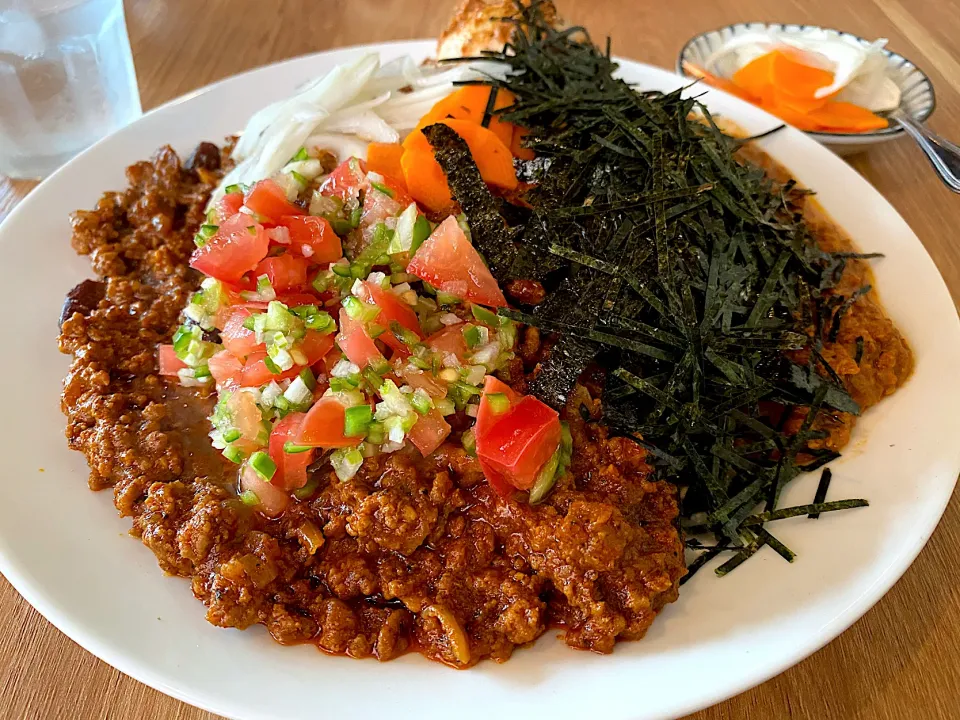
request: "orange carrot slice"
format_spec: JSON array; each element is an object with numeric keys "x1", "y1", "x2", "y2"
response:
[
  {"x1": 732, "y1": 51, "x2": 779, "y2": 106},
  {"x1": 732, "y1": 48, "x2": 834, "y2": 108},
  {"x1": 682, "y1": 61, "x2": 759, "y2": 103},
  {"x1": 719, "y1": 48, "x2": 885, "y2": 134},
  {"x1": 413, "y1": 86, "x2": 517, "y2": 147},
  {"x1": 405, "y1": 120, "x2": 517, "y2": 189},
  {"x1": 806, "y1": 101, "x2": 889, "y2": 132},
  {"x1": 366, "y1": 142, "x2": 405, "y2": 184},
  {"x1": 769, "y1": 49, "x2": 834, "y2": 100},
  {"x1": 401, "y1": 147, "x2": 454, "y2": 212},
  {"x1": 772, "y1": 89, "x2": 832, "y2": 115},
  {"x1": 764, "y1": 100, "x2": 823, "y2": 131},
  {"x1": 402, "y1": 120, "x2": 519, "y2": 212}
]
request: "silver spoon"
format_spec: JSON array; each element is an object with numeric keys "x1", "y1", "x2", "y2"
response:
[{"x1": 889, "y1": 109, "x2": 960, "y2": 193}]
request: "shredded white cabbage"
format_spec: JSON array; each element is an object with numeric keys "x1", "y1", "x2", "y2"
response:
[{"x1": 210, "y1": 53, "x2": 502, "y2": 208}]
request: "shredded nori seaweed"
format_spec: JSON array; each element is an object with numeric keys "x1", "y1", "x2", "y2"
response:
[{"x1": 440, "y1": 1, "x2": 873, "y2": 576}]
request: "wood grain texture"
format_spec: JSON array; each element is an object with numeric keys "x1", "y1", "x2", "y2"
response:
[{"x1": 1, "y1": 0, "x2": 958, "y2": 718}]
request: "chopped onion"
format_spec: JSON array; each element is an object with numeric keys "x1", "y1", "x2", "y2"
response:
[
  {"x1": 367, "y1": 271, "x2": 388, "y2": 287},
  {"x1": 469, "y1": 341, "x2": 501, "y2": 368},
  {"x1": 309, "y1": 191, "x2": 340, "y2": 218},
  {"x1": 331, "y1": 359, "x2": 361, "y2": 378},
  {"x1": 330, "y1": 447, "x2": 364, "y2": 482},
  {"x1": 283, "y1": 158, "x2": 324, "y2": 181},
  {"x1": 283, "y1": 376, "x2": 313, "y2": 407},
  {"x1": 463, "y1": 365, "x2": 486, "y2": 386},
  {"x1": 260, "y1": 381, "x2": 283, "y2": 408},
  {"x1": 267, "y1": 226, "x2": 291, "y2": 244},
  {"x1": 273, "y1": 170, "x2": 304, "y2": 202},
  {"x1": 387, "y1": 202, "x2": 419, "y2": 253}
]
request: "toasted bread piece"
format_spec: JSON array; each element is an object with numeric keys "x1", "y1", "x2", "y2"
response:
[{"x1": 436, "y1": 0, "x2": 560, "y2": 60}]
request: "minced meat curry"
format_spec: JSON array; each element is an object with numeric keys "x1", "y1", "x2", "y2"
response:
[
  {"x1": 58, "y1": 134, "x2": 911, "y2": 667},
  {"x1": 59, "y1": 144, "x2": 686, "y2": 666}
]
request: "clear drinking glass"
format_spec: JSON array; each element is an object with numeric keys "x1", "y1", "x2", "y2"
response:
[{"x1": 0, "y1": 0, "x2": 141, "y2": 179}]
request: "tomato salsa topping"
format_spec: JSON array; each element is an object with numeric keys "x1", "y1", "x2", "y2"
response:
[{"x1": 162, "y1": 147, "x2": 563, "y2": 511}]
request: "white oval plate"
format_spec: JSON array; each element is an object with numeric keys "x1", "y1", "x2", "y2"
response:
[{"x1": 1, "y1": 40, "x2": 958, "y2": 720}]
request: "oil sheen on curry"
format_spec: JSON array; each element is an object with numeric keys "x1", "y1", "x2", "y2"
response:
[{"x1": 57, "y1": 1, "x2": 910, "y2": 667}]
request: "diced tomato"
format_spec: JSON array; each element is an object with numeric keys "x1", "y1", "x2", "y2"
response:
[
  {"x1": 244, "y1": 179, "x2": 301, "y2": 222},
  {"x1": 239, "y1": 352, "x2": 304, "y2": 387},
  {"x1": 220, "y1": 307, "x2": 262, "y2": 358},
  {"x1": 215, "y1": 301, "x2": 253, "y2": 330},
  {"x1": 230, "y1": 390, "x2": 267, "y2": 442},
  {"x1": 190, "y1": 214, "x2": 270, "y2": 283},
  {"x1": 209, "y1": 350, "x2": 243, "y2": 388},
  {"x1": 475, "y1": 381, "x2": 561, "y2": 494},
  {"x1": 296, "y1": 397, "x2": 363, "y2": 448},
  {"x1": 240, "y1": 462, "x2": 289, "y2": 517},
  {"x1": 408, "y1": 409, "x2": 452, "y2": 456},
  {"x1": 475, "y1": 377, "x2": 519, "y2": 498},
  {"x1": 299, "y1": 330, "x2": 336, "y2": 366},
  {"x1": 269, "y1": 412, "x2": 314, "y2": 491},
  {"x1": 407, "y1": 216, "x2": 506, "y2": 307},
  {"x1": 479, "y1": 456, "x2": 515, "y2": 497},
  {"x1": 336, "y1": 308, "x2": 384, "y2": 369},
  {"x1": 209, "y1": 349, "x2": 303, "y2": 389},
  {"x1": 217, "y1": 331, "x2": 333, "y2": 386},
  {"x1": 214, "y1": 192, "x2": 244, "y2": 223},
  {"x1": 280, "y1": 215, "x2": 342, "y2": 263},
  {"x1": 158, "y1": 345, "x2": 186, "y2": 376},
  {"x1": 355, "y1": 281, "x2": 422, "y2": 354},
  {"x1": 320, "y1": 158, "x2": 367, "y2": 201},
  {"x1": 475, "y1": 375, "x2": 519, "y2": 436},
  {"x1": 254, "y1": 254, "x2": 309, "y2": 291},
  {"x1": 219, "y1": 281, "x2": 249, "y2": 303},
  {"x1": 425, "y1": 324, "x2": 469, "y2": 360}
]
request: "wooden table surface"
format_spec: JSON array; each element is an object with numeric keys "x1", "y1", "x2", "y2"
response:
[{"x1": 2, "y1": 0, "x2": 959, "y2": 718}]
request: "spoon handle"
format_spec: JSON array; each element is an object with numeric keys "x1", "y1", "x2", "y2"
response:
[{"x1": 893, "y1": 111, "x2": 960, "y2": 193}]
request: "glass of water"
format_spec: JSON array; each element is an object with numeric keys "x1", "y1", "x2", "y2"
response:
[{"x1": 0, "y1": 0, "x2": 142, "y2": 179}]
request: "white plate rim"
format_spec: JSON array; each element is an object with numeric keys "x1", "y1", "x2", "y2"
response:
[{"x1": 0, "y1": 39, "x2": 957, "y2": 720}]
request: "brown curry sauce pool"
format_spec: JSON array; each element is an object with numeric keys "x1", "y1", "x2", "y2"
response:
[{"x1": 58, "y1": 141, "x2": 911, "y2": 667}]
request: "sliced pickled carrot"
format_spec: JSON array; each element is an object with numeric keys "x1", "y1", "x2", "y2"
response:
[
  {"x1": 769, "y1": 49, "x2": 834, "y2": 99},
  {"x1": 764, "y1": 100, "x2": 823, "y2": 131},
  {"x1": 682, "y1": 61, "x2": 759, "y2": 104},
  {"x1": 732, "y1": 51, "x2": 779, "y2": 105},
  {"x1": 772, "y1": 86, "x2": 833, "y2": 115},
  {"x1": 412, "y1": 85, "x2": 516, "y2": 147},
  {"x1": 402, "y1": 119, "x2": 518, "y2": 211},
  {"x1": 806, "y1": 101, "x2": 890, "y2": 132},
  {"x1": 366, "y1": 142, "x2": 405, "y2": 184}
]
